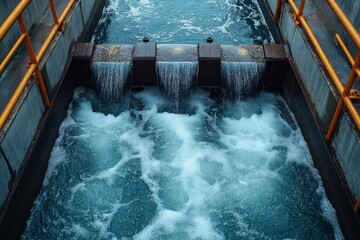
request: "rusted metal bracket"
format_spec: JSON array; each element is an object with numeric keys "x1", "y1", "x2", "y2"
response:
[
  {"x1": 349, "y1": 89, "x2": 360, "y2": 99},
  {"x1": 354, "y1": 197, "x2": 360, "y2": 213},
  {"x1": 60, "y1": 22, "x2": 68, "y2": 32}
]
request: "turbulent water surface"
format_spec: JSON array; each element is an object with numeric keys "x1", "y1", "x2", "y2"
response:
[
  {"x1": 22, "y1": 88, "x2": 343, "y2": 239},
  {"x1": 93, "y1": 0, "x2": 273, "y2": 44}
]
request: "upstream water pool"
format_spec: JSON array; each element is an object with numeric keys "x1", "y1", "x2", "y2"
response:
[
  {"x1": 92, "y1": 0, "x2": 274, "y2": 44},
  {"x1": 23, "y1": 88, "x2": 343, "y2": 239}
]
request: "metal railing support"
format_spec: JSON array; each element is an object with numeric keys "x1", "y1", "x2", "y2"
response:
[
  {"x1": 298, "y1": 0, "x2": 306, "y2": 17},
  {"x1": 327, "y1": 0, "x2": 360, "y2": 50},
  {"x1": 0, "y1": 0, "x2": 77, "y2": 129},
  {"x1": 274, "y1": 0, "x2": 283, "y2": 22},
  {"x1": 17, "y1": 15, "x2": 51, "y2": 107},
  {"x1": 326, "y1": 52, "x2": 360, "y2": 140},
  {"x1": 49, "y1": 0, "x2": 60, "y2": 25},
  {"x1": 287, "y1": 0, "x2": 360, "y2": 140},
  {"x1": 355, "y1": 198, "x2": 360, "y2": 213},
  {"x1": 0, "y1": 0, "x2": 31, "y2": 40}
]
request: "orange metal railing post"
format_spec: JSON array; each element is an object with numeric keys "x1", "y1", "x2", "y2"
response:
[
  {"x1": 298, "y1": 0, "x2": 306, "y2": 17},
  {"x1": 49, "y1": 0, "x2": 60, "y2": 25},
  {"x1": 355, "y1": 198, "x2": 360, "y2": 213},
  {"x1": 326, "y1": 52, "x2": 360, "y2": 140},
  {"x1": 274, "y1": 0, "x2": 283, "y2": 22},
  {"x1": 287, "y1": 0, "x2": 360, "y2": 140},
  {"x1": 0, "y1": 0, "x2": 78, "y2": 129},
  {"x1": 327, "y1": 0, "x2": 360, "y2": 50},
  {"x1": 335, "y1": 34, "x2": 355, "y2": 66},
  {"x1": 17, "y1": 15, "x2": 50, "y2": 107}
]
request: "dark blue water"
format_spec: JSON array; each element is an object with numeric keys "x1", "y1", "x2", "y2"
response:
[
  {"x1": 93, "y1": 0, "x2": 274, "y2": 44},
  {"x1": 22, "y1": 88, "x2": 343, "y2": 239},
  {"x1": 22, "y1": 0, "x2": 344, "y2": 239}
]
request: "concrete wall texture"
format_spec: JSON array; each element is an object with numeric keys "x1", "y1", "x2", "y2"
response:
[
  {"x1": 0, "y1": 0, "x2": 103, "y2": 214},
  {"x1": 266, "y1": 0, "x2": 360, "y2": 198}
]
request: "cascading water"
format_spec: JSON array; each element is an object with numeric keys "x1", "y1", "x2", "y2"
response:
[
  {"x1": 21, "y1": 0, "x2": 345, "y2": 238},
  {"x1": 222, "y1": 61, "x2": 265, "y2": 100},
  {"x1": 22, "y1": 88, "x2": 344, "y2": 239},
  {"x1": 90, "y1": 61, "x2": 132, "y2": 115},
  {"x1": 157, "y1": 61, "x2": 198, "y2": 112},
  {"x1": 91, "y1": 61, "x2": 132, "y2": 102}
]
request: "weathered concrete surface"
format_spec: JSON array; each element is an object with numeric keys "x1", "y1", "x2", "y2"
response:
[
  {"x1": 0, "y1": 81, "x2": 45, "y2": 173},
  {"x1": 133, "y1": 42, "x2": 157, "y2": 86},
  {"x1": 198, "y1": 43, "x2": 221, "y2": 86},
  {"x1": 266, "y1": 0, "x2": 360, "y2": 199},
  {"x1": 92, "y1": 44, "x2": 134, "y2": 62},
  {"x1": 221, "y1": 45, "x2": 265, "y2": 62},
  {"x1": 157, "y1": 44, "x2": 198, "y2": 62},
  {"x1": 331, "y1": 112, "x2": 360, "y2": 198}
]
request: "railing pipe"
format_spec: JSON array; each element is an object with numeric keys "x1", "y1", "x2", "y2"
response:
[
  {"x1": 0, "y1": 64, "x2": 37, "y2": 129},
  {"x1": 36, "y1": 0, "x2": 76, "y2": 62},
  {"x1": 355, "y1": 198, "x2": 360, "y2": 213},
  {"x1": 335, "y1": 35, "x2": 360, "y2": 80},
  {"x1": 326, "y1": 52, "x2": 360, "y2": 139},
  {"x1": 0, "y1": 0, "x2": 31, "y2": 40},
  {"x1": 17, "y1": 15, "x2": 38, "y2": 66},
  {"x1": 49, "y1": 0, "x2": 60, "y2": 25},
  {"x1": 296, "y1": 12, "x2": 344, "y2": 93},
  {"x1": 298, "y1": 0, "x2": 306, "y2": 17},
  {"x1": 335, "y1": 34, "x2": 355, "y2": 66},
  {"x1": 327, "y1": 0, "x2": 360, "y2": 50},
  {"x1": 274, "y1": 0, "x2": 282, "y2": 22},
  {"x1": 0, "y1": 33, "x2": 26, "y2": 72},
  {"x1": 17, "y1": 15, "x2": 50, "y2": 107}
]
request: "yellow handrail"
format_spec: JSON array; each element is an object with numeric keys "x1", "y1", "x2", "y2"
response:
[
  {"x1": 0, "y1": 0, "x2": 31, "y2": 40},
  {"x1": 355, "y1": 198, "x2": 360, "y2": 213},
  {"x1": 326, "y1": 0, "x2": 360, "y2": 50},
  {"x1": 274, "y1": 0, "x2": 360, "y2": 137},
  {"x1": 0, "y1": 0, "x2": 77, "y2": 129}
]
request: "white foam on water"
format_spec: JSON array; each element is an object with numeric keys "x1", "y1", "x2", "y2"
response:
[{"x1": 22, "y1": 88, "x2": 343, "y2": 239}]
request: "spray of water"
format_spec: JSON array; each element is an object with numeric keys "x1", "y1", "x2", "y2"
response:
[{"x1": 22, "y1": 87, "x2": 343, "y2": 240}]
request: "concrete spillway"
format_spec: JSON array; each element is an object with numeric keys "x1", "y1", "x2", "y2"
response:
[{"x1": 0, "y1": 0, "x2": 359, "y2": 239}]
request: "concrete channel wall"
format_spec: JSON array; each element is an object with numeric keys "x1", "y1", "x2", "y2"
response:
[
  {"x1": 266, "y1": 0, "x2": 360, "y2": 197},
  {"x1": 0, "y1": 0, "x2": 106, "y2": 223}
]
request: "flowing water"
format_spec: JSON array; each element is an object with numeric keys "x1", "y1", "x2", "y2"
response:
[
  {"x1": 93, "y1": 0, "x2": 274, "y2": 44},
  {"x1": 222, "y1": 62, "x2": 265, "y2": 100},
  {"x1": 91, "y1": 62, "x2": 132, "y2": 102},
  {"x1": 22, "y1": 0, "x2": 344, "y2": 239},
  {"x1": 22, "y1": 88, "x2": 343, "y2": 239}
]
